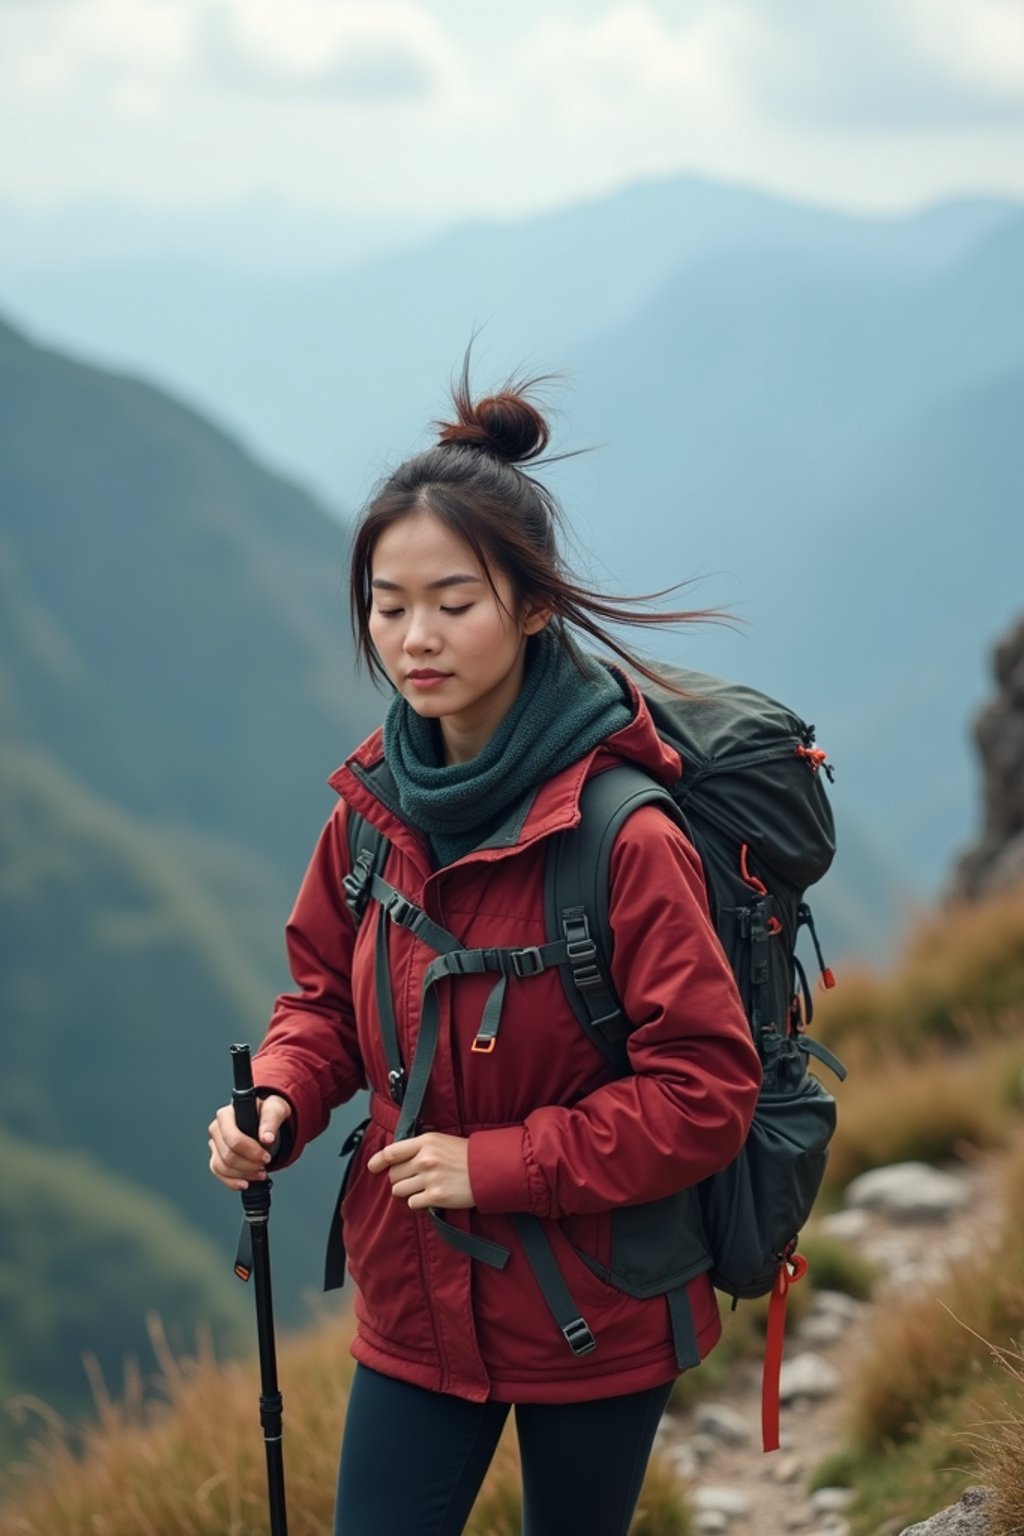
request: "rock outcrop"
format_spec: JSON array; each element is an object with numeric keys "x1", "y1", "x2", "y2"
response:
[{"x1": 950, "y1": 613, "x2": 1024, "y2": 900}]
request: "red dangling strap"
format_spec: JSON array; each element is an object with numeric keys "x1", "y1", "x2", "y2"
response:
[{"x1": 761, "y1": 1251, "x2": 808, "y2": 1452}]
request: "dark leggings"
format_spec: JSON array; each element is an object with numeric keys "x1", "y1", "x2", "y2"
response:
[{"x1": 334, "y1": 1365, "x2": 674, "y2": 1536}]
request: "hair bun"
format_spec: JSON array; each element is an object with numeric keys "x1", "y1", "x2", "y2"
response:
[{"x1": 436, "y1": 378, "x2": 550, "y2": 464}]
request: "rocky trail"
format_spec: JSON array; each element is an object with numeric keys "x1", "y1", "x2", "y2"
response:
[{"x1": 656, "y1": 1153, "x2": 1008, "y2": 1536}]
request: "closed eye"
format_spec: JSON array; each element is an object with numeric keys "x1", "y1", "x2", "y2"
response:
[{"x1": 441, "y1": 604, "x2": 472, "y2": 615}]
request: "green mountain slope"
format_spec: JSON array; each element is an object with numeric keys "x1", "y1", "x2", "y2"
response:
[
  {"x1": 0, "y1": 314, "x2": 381, "y2": 1365},
  {"x1": 0, "y1": 1127, "x2": 249, "y2": 1463}
]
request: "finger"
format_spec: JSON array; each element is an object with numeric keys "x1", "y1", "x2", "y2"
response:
[
  {"x1": 208, "y1": 1140, "x2": 251, "y2": 1190},
  {"x1": 388, "y1": 1174, "x2": 425, "y2": 1201},
  {"x1": 257, "y1": 1094, "x2": 293, "y2": 1148},
  {"x1": 210, "y1": 1107, "x2": 270, "y2": 1177},
  {"x1": 367, "y1": 1137, "x2": 421, "y2": 1174}
]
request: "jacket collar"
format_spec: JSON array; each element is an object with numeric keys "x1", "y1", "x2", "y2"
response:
[{"x1": 328, "y1": 672, "x2": 681, "y2": 874}]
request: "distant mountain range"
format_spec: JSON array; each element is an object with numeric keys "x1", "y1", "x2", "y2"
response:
[{"x1": 2, "y1": 173, "x2": 1020, "y2": 890}]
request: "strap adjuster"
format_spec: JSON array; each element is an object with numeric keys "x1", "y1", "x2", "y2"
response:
[
  {"x1": 566, "y1": 936, "x2": 597, "y2": 964},
  {"x1": 562, "y1": 1317, "x2": 597, "y2": 1356},
  {"x1": 511, "y1": 947, "x2": 543, "y2": 978},
  {"x1": 572, "y1": 964, "x2": 604, "y2": 994},
  {"x1": 387, "y1": 1067, "x2": 406, "y2": 1104},
  {"x1": 385, "y1": 893, "x2": 417, "y2": 928}
]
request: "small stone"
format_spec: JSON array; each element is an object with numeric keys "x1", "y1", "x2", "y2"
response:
[
  {"x1": 778, "y1": 1353, "x2": 842, "y2": 1403},
  {"x1": 820, "y1": 1208, "x2": 870, "y2": 1241},
  {"x1": 811, "y1": 1487, "x2": 856, "y2": 1514},
  {"x1": 693, "y1": 1486, "x2": 755, "y2": 1518},
  {"x1": 690, "y1": 1433, "x2": 719, "y2": 1464},
  {"x1": 798, "y1": 1313, "x2": 846, "y2": 1347},
  {"x1": 693, "y1": 1403, "x2": 752, "y2": 1446},
  {"x1": 845, "y1": 1163, "x2": 969, "y2": 1221},
  {"x1": 813, "y1": 1290, "x2": 865, "y2": 1321},
  {"x1": 819, "y1": 1518, "x2": 850, "y2": 1536},
  {"x1": 769, "y1": 1453, "x2": 803, "y2": 1484},
  {"x1": 694, "y1": 1514, "x2": 729, "y2": 1535},
  {"x1": 668, "y1": 1443, "x2": 700, "y2": 1481}
]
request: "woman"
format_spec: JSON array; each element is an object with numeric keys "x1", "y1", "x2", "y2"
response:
[{"x1": 208, "y1": 371, "x2": 761, "y2": 1535}]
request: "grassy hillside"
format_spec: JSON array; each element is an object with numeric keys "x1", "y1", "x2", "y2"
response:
[{"x1": 0, "y1": 1128, "x2": 248, "y2": 1468}]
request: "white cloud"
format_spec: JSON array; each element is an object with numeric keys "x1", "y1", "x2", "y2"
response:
[
  {"x1": 202, "y1": 0, "x2": 456, "y2": 100},
  {"x1": 0, "y1": 0, "x2": 1022, "y2": 213},
  {"x1": 4, "y1": 0, "x2": 193, "y2": 96}
]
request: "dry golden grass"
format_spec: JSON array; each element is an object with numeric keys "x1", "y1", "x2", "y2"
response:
[
  {"x1": 822, "y1": 1033, "x2": 1023, "y2": 1195},
  {"x1": 844, "y1": 1133, "x2": 1024, "y2": 1454},
  {"x1": 0, "y1": 1306, "x2": 690, "y2": 1536},
  {"x1": 967, "y1": 1342, "x2": 1024, "y2": 1536},
  {"x1": 815, "y1": 885, "x2": 1024, "y2": 1055}
]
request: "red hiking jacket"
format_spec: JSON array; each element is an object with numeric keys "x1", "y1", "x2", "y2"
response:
[{"x1": 253, "y1": 681, "x2": 761, "y2": 1403}]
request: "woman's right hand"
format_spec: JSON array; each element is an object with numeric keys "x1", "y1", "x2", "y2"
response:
[{"x1": 208, "y1": 1094, "x2": 294, "y2": 1190}]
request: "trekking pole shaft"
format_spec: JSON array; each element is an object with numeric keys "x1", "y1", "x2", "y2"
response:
[{"x1": 231, "y1": 1044, "x2": 289, "y2": 1536}]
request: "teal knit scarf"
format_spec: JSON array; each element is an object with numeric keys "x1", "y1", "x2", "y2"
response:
[{"x1": 383, "y1": 627, "x2": 633, "y2": 867}]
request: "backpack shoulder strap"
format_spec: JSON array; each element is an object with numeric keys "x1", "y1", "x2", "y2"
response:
[
  {"x1": 343, "y1": 808, "x2": 391, "y2": 927},
  {"x1": 545, "y1": 765, "x2": 688, "y2": 1069}
]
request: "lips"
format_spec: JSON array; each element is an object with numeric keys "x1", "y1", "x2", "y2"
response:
[{"x1": 407, "y1": 670, "x2": 451, "y2": 680}]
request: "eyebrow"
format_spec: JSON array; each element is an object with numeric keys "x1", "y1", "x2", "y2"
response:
[{"x1": 370, "y1": 574, "x2": 483, "y2": 592}]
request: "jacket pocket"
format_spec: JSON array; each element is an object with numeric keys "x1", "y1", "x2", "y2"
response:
[{"x1": 571, "y1": 1188, "x2": 712, "y2": 1299}]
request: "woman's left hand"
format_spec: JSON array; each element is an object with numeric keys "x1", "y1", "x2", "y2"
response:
[{"x1": 367, "y1": 1133, "x2": 475, "y2": 1210}]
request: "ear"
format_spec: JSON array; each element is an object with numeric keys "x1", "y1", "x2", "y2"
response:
[{"x1": 520, "y1": 604, "x2": 551, "y2": 636}]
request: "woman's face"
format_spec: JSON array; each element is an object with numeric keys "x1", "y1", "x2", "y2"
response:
[{"x1": 368, "y1": 511, "x2": 548, "y2": 764}]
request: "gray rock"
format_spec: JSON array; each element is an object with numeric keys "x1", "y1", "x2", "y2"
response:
[
  {"x1": 694, "y1": 1514, "x2": 730, "y2": 1535},
  {"x1": 949, "y1": 612, "x2": 1024, "y2": 901},
  {"x1": 693, "y1": 1486, "x2": 754, "y2": 1517},
  {"x1": 693, "y1": 1402, "x2": 752, "y2": 1446},
  {"x1": 811, "y1": 1487, "x2": 856, "y2": 1514},
  {"x1": 898, "y1": 1485, "x2": 991, "y2": 1536},
  {"x1": 820, "y1": 1208, "x2": 870, "y2": 1242},
  {"x1": 668, "y1": 1442, "x2": 700, "y2": 1480},
  {"x1": 778, "y1": 1352, "x2": 842, "y2": 1402},
  {"x1": 798, "y1": 1312, "x2": 847, "y2": 1347},
  {"x1": 813, "y1": 1290, "x2": 866, "y2": 1321},
  {"x1": 845, "y1": 1162, "x2": 969, "y2": 1220}
]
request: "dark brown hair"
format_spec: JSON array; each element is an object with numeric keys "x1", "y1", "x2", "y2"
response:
[{"x1": 349, "y1": 360, "x2": 726, "y2": 691}]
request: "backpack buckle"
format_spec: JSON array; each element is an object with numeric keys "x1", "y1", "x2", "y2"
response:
[
  {"x1": 510, "y1": 947, "x2": 544, "y2": 978},
  {"x1": 562, "y1": 1316, "x2": 597, "y2": 1356}
]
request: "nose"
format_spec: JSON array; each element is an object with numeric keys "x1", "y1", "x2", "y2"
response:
[{"x1": 403, "y1": 608, "x2": 440, "y2": 655}]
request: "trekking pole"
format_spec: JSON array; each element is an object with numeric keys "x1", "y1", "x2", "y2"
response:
[{"x1": 230, "y1": 1043, "x2": 288, "y2": 1536}]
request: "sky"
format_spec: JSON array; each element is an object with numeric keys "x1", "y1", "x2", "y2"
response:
[{"x1": 1, "y1": 0, "x2": 1023, "y2": 223}]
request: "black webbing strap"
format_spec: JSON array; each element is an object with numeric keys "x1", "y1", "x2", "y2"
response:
[
  {"x1": 511, "y1": 1213, "x2": 597, "y2": 1356},
  {"x1": 362, "y1": 874, "x2": 573, "y2": 1275},
  {"x1": 324, "y1": 1118, "x2": 369, "y2": 1291},
  {"x1": 559, "y1": 906, "x2": 626, "y2": 1060},
  {"x1": 375, "y1": 914, "x2": 406, "y2": 1105},
  {"x1": 666, "y1": 1285, "x2": 701, "y2": 1370}
]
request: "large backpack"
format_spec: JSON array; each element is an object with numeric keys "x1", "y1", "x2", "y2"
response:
[{"x1": 331, "y1": 664, "x2": 846, "y2": 1450}]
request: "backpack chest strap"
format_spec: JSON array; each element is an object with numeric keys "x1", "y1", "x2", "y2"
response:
[{"x1": 366, "y1": 874, "x2": 569, "y2": 1127}]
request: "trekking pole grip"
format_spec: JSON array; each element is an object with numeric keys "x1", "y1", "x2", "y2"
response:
[{"x1": 231, "y1": 1042, "x2": 260, "y2": 1139}]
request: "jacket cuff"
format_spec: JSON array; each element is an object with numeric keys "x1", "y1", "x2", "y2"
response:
[{"x1": 468, "y1": 1126, "x2": 534, "y2": 1214}]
